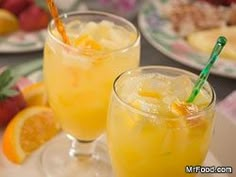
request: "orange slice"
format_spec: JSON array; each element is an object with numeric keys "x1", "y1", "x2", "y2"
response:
[
  {"x1": 74, "y1": 34, "x2": 103, "y2": 55},
  {"x1": 168, "y1": 100, "x2": 199, "y2": 128},
  {"x1": 171, "y1": 100, "x2": 199, "y2": 116},
  {"x1": 0, "y1": 9, "x2": 19, "y2": 35},
  {"x1": 2, "y1": 106, "x2": 60, "y2": 164},
  {"x1": 22, "y1": 82, "x2": 47, "y2": 106}
]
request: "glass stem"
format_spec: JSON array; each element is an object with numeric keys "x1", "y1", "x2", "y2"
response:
[{"x1": 68, "y1": 135, "x2": 95, "y2": 157}]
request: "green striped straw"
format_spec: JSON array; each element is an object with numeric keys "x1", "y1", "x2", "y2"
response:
[{"x1": 187, "y1": 36, "x2": 227, "y2": 103}]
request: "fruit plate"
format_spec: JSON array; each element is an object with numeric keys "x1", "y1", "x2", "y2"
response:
[
  {"x1": 0, "y1": 0, "x2": 85, "y2": 54},
  {"x1": 138, "y1": 0, "x2": 236, "y2": 79},
  {"x1": 0, "y1": 30, "x2": 47, "y2": 53}
]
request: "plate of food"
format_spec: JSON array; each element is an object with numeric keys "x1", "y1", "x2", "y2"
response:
[
  {"x1": 138, "y1": 0, "x2": 236, "y2": 79},
  {"x1": 0, "y1": 0, "x2": 84, "y2": 53},
  {"x1": 0, "y1": 0, "x2": 51, "y2": 53}
]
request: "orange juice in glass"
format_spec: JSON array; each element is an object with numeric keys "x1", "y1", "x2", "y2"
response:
[
  {"x1": 42, "y1": 11, "x2": 140, "y2": 177},
  {"x1": 107, "y1": 66, "x2": 216, "y2": 177}
]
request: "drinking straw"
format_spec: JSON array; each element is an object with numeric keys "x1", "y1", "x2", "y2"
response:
[
  {"x1": 47, "y1": 0, "x2": 71, "y2": 45},
  {"x1": 187, "y1": 36, "x2": 227, "y2": 103}
]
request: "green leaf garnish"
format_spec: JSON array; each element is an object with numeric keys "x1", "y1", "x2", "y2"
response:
[
  {"x1": 35, "y1": 0, "x2": 49, "y2": 11},
  {"x1": 0, "y1": 69, "x2": 13, "y2": 90},
  {"x1": 1, "y1": 89, "x2": 18, "y2": 97},
  {"x1": 0, "y1": 69, "x2": 19, "y2": 100}
]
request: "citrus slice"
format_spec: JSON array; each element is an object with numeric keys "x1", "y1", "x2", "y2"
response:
[
  {"x1": 74, "y1": 34, "x2": 103, "y2": 56},
  {"x1": 187, "y1": 26, "x2": 236, "y2": 61},
  {"x1": 171, "y1": 100, "x2": 199, "y2": 116},
  {"x1": 0, "y1": 9, "x2": 19, "y2": 35},
  {"x1": 22, "y1": 82, "x2": 47, "y2": 106},
  {"x1": 2, "y1": 106, "x2": 60, "y2": 164}
]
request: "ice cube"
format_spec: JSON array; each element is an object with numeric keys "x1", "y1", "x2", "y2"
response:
[
  {"x1": 135, "y1": 97, "x2": 161, "y2": 114},
  {"x1": 99, "y1": 20, "x2": 114, "y2": 36},
  {"x1": 163, "y1": 96, "x2": 176, "y2": 105},
  {"x1": 100, "y1": 20, "x2": 115, "y2": 29},
  {"x1": 61, "y1": 50, "x2": 92, "y2": 70},
  {"x1": 138, "y1": 74, "x2": 171, "y2": 99},
  {"x1": 100, "y1": 39, "x2": 119, "y2": 50},
  {"x1": 170, "y1": 75, "x2": 193, "y2": 101},
  {"x1": 109, "y1": 28, "x2": 123, "y2": 45},
  {"x1": 108, "y1": 26, "x2": 133, "y2": 49},
  {"x1": 193, "y1": 88, "x2": 211, "y2": 108},
  {"x1": 66, "y1": 20, "x2": 82, "y2": 31},
  {"x1": 118, "y1": 76, "x2": 140, "y2": 101},
  {"x1": 80, "y1": 22, "x2": 99, "y2": 37}
]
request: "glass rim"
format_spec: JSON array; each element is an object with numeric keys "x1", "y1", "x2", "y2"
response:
[
  {"x1": 47, "y1": 10, "x2": 140, "y2": 55},
  {"x1": 113, "y1": 66, "x2": 216, "y2": 120}
]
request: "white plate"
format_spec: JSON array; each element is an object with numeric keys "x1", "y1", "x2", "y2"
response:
[
  {"x1": 0, "y1": 30, "x2": 46, "y2": 53},
  {"x1": 0, "y1": 0, "x2": 85, "y2": 54},
  {"x1": 138, "y1": 0, "x2": 236, "y2": 79}
]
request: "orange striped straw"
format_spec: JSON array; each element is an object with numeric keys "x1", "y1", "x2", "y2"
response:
[{"x1": 47, "y1": 0, "x2": 71, "y2": 45}]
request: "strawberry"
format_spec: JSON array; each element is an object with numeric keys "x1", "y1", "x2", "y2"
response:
[
  {"x1": 198, "y1": 0, "x2": 235, "y2": 6},
  {"x1": 0, "y1": 0, "x2": 33, "y2": 16},
  {"x1": 0, "y1": 69, "x2": 26, "y2": 126},
  {"x1": 19, "y1": 4, "x2": 50, "y2": 32}
]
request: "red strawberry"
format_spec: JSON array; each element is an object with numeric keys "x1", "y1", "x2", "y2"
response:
[
  {"x1": 0, "y1": 69, "x2": 26, "y2": 126},
  {"x1": 198, "y1": 0, "x2": 234, "y2": 6},
  {"x1": 216, "y1": 0, "x2": 233, "y2": 6},
  {"x1": 0, "y1": 0, "x2": 33, "y2": 16},
  {"x1": 19, "y1": 4, "x2": 50, "y2": 32}
]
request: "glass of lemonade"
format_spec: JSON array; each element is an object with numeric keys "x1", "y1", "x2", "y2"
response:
[
  {"x1": 42, "y1": 11, "x2": 140, "y2": 177},
  {"x1": 107, "y1": 66, "x2": 216, "y2": 177}
]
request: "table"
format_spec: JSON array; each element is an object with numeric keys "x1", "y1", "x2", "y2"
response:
[{"x1": 0, "y1": 18, "x2": 235, "y2": 101}]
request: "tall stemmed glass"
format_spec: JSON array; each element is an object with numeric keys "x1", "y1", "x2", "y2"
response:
[{"x1": 41, "y1": 11, "x2": 140, "y2": 177}]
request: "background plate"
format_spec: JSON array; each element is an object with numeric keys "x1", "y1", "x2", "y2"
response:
[
  {"x1": 0, "y1": 30, "x2": 46, "y2": 54},
  {"x1": 138, "y1": 0, "x2": 236, "y2": 79},
  {"x1": 0, "y1": 0, "x2": 84, "y2": 54}
]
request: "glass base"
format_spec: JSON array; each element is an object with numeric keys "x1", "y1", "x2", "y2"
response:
[{"x1": 40, "y1": 133, "x2": 113, "y2": 177}]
